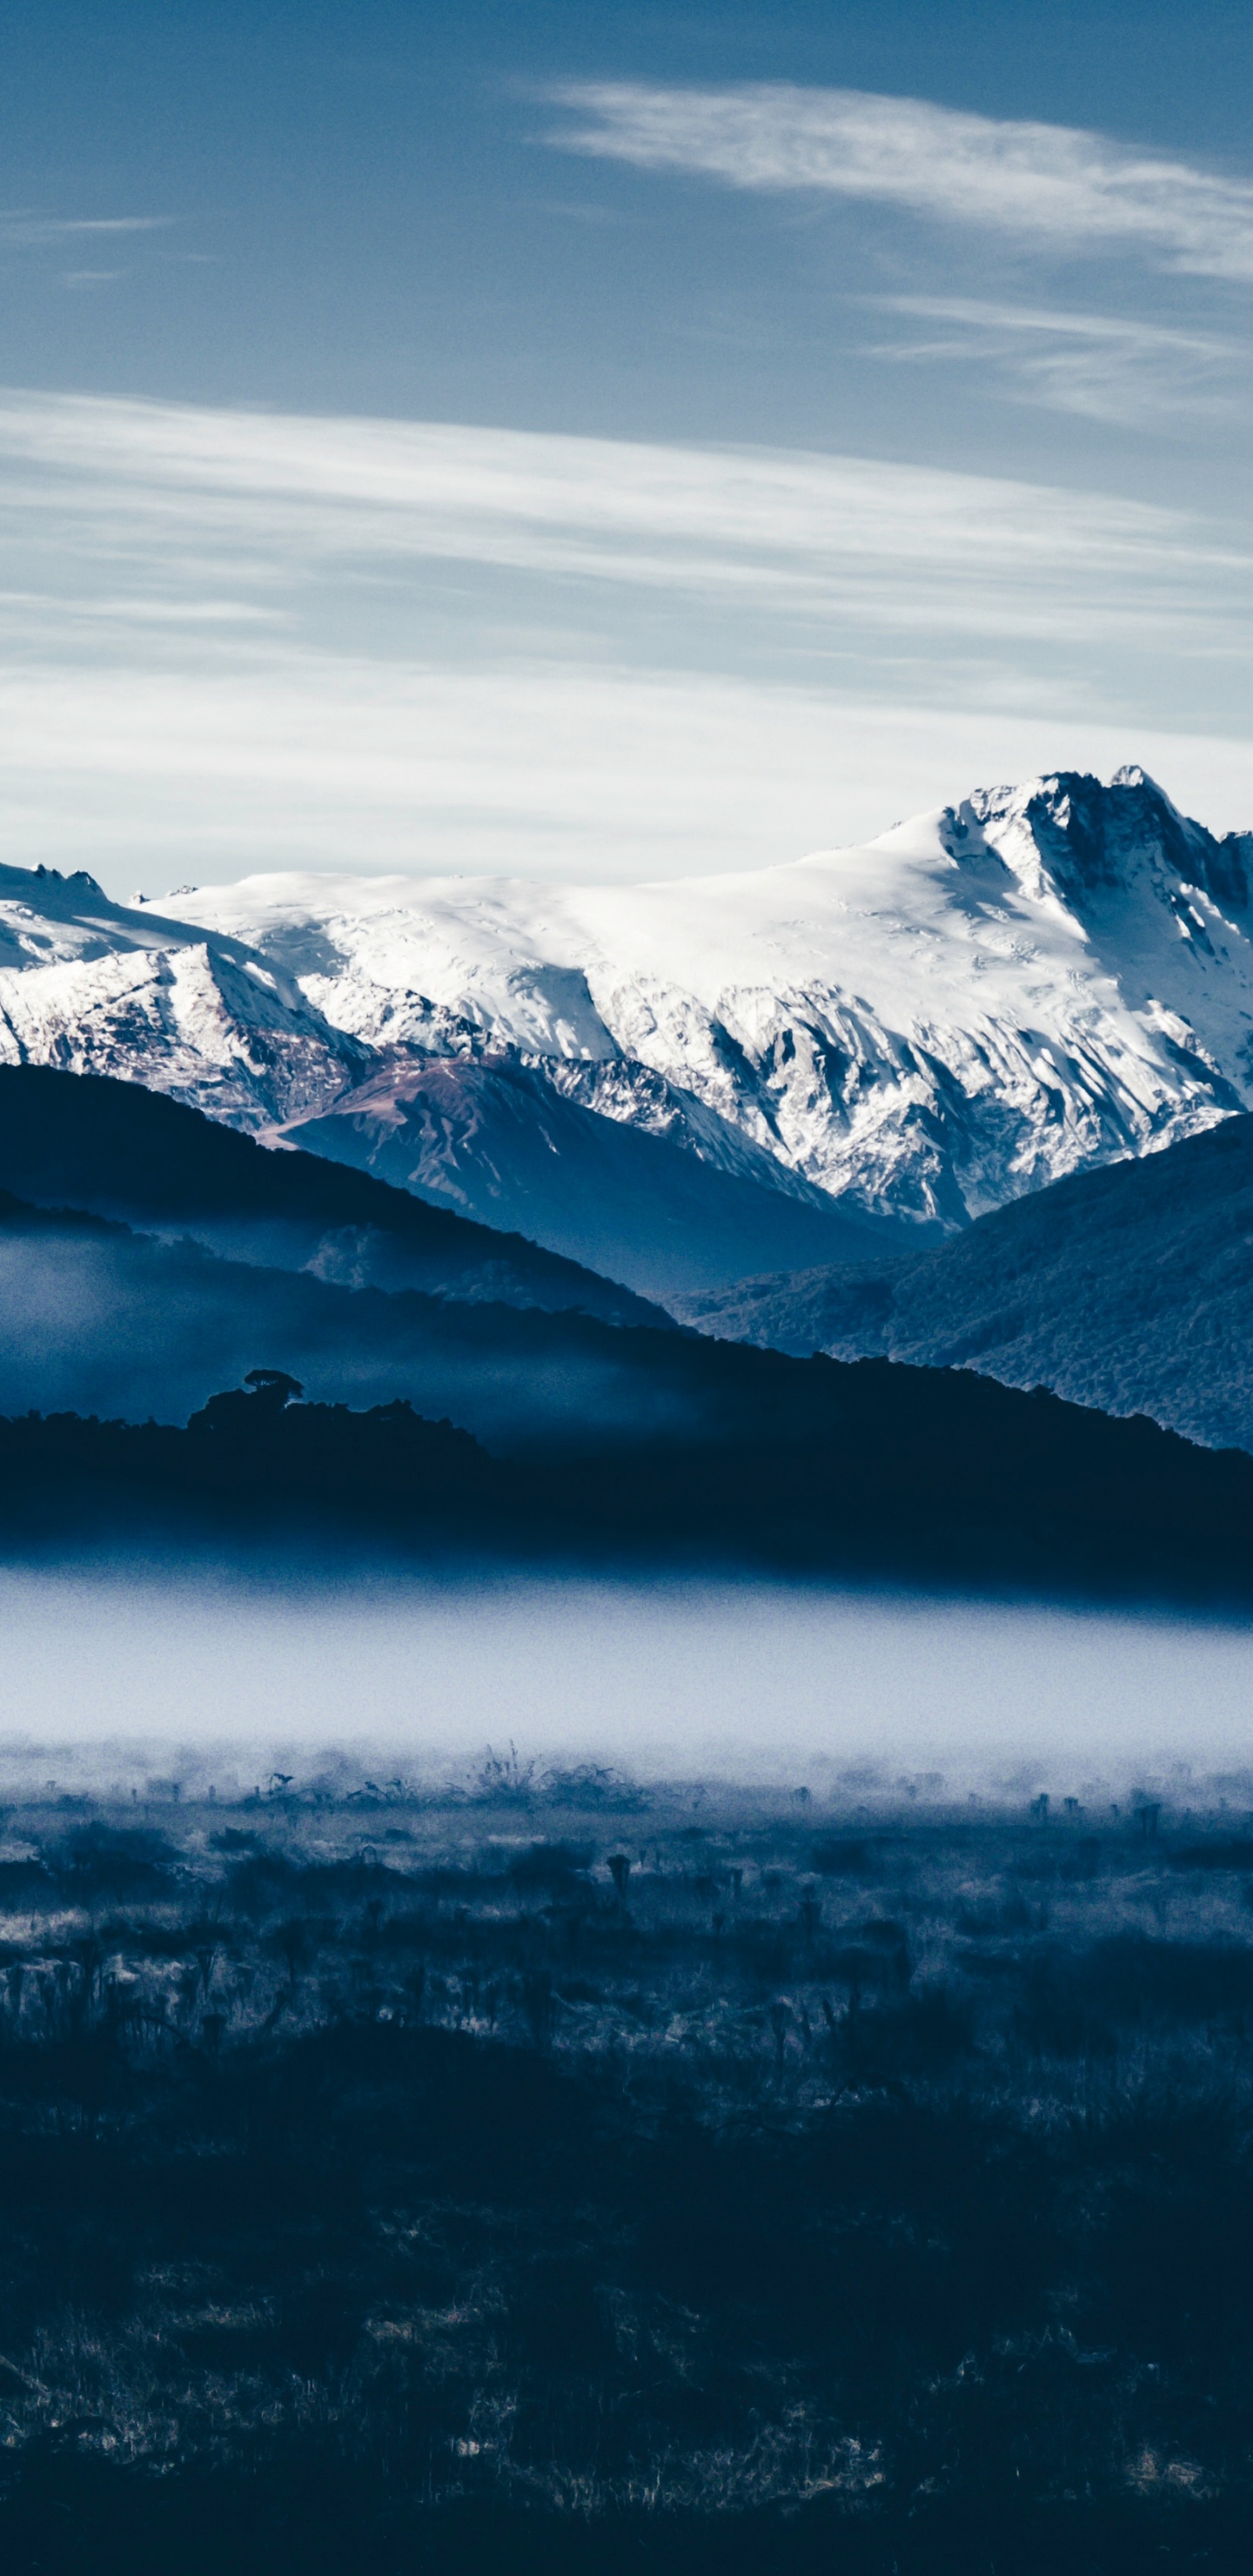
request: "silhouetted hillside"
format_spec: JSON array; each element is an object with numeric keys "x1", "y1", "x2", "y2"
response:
[
  {"x1": 0, "y1": 1064, "x2": 666, "y2": 1327},
  {"x1": 677, "y1": 1112, "x2": 1253, "y2": 1452},
  {"x1": 0, "y1": 1188, "x2": 702, "y2": 1442},
  {"x1": 9, "y1": 1058, "x2": 1253, "y2": 1597},
  {"x1": 10, "y1": 1355, "x2": 1253, "y2": 1602}
]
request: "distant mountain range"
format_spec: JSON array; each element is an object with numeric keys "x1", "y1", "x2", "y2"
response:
[
  {"x1": 678, "y1": 1110, "x2": 1253, "y2": 1455},
  {"x1": 3, "y1": 767, "x2": 1251, "y2": 1292}
]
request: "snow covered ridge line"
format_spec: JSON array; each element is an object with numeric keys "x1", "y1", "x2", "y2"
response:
[
  {"x1": 3, "y1": 766, "x2": 1253, "y2": 1240},
  {"x1": 133, "y1": 764, "x2": 1253, "y2": 1229},
  {"x1": 0, "y1": 861, "x2": 370, "y2": 1130}
]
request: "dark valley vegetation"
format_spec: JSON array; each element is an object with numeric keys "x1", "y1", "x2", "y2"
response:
[
  {"x1": 0, "y1": 1063, "x2": 665, "y2": 1328},
  {"x1": 10, "y1": 1357, "x2": 1253, "y2": 1607},
  {"x1": 0, "y1": 1768, "x2": 1252, "y2": 2571},
  {"x1": 679, "y1": 1109, "x2": 1253, "y2": 1455}
]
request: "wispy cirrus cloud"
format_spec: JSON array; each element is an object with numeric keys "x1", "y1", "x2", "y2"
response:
[
  {"x1": 544, "y1": 83, "x2": 1253, "y2": 282},
  {"x1": 0, "y1": 388, "x2": 1250, "y2": 889},
  {"x1": 862, "y1": 296, "x2": 1250, "y2": 426},
  {"x1": 0, "y1": 388, "x2": 1245, "y2": 654},
  {"x1": 0, "y1": 212, "x2": 172, "y2": 246}
]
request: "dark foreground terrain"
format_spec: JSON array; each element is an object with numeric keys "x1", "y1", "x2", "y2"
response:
[
  {"x1": 2, "y1": 1763, "x2": 1253, "y2": 2571},
  {"x1": 11, "y1": 1354, "x2": 1253, "y2": 1607}
]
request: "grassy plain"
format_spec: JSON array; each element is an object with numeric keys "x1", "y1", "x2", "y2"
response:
[{"x1": 1, "y1": 1760, "x2": 1252, "y2": 2570}]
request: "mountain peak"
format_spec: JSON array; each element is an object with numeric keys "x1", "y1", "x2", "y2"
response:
[
  {"x1": 2, "y1": 769, "x2": 1252, "y2": 1258},
  {"x1": 1109, "y1": 761, "x2": 1166, "y2": 796},
  {"x1": 948, "y1": 766, "x2": 1250, "y2": 930}
]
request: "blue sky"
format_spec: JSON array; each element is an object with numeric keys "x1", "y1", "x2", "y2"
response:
[{"x1": 2, "y1": 0, "x2": 1252, "y2": 891}]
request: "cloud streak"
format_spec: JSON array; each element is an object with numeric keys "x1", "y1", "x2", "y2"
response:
[
  {"x1": 862, "y1": 296, "x2": 1250, "y2": 426},
  {"x1": 0, "y1": 213, "x2": 172, "y2": 245},
  {"x1": 546, "y1": 83, "x2": 1253, "y2": 281},
  {"x1": 0, "y1": 388, "x2": 1250, "y2": 890},
  {"x1": 2, "y1": 655, "x2": 1252, "y2": 889},
  {"x1": 0, "y1": 389, "x2": 1247, "y2": 655}
]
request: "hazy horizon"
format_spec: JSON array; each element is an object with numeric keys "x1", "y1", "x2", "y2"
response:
[{"x1": 2, "y1": 1557, "x2": 1250, "y2": 1803}]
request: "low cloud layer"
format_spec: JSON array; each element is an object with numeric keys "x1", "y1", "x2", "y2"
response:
[{"x1": 2, "y1": 1560, "x2": 1252, "y2": 1790}]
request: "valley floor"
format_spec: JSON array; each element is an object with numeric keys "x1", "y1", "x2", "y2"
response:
[{"x1": 1, "y1": 1769, "x2": 1253, "y2": 2569}]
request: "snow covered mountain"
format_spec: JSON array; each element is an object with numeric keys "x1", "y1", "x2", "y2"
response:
[
  {"x1": 142, "y1": 763, "x2": 1253, "y2": 1230},
  {"x1": 3, "y1": 768, "x2": 1252, "y2": 1284},
  {"x1": 0, "y1": 861, "x2": 361, "y2": 1126}
]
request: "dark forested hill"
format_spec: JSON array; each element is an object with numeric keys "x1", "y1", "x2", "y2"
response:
[
  {"x1": 10, "y1": 1343, "x2": 1253, "y2": 1605},
  {"x1": 0, "y1": 1063, "x2": 667, "y2": 1328},
  {"x1": 676, "y1": 1113, "x2": 1253, "y2": 1453},
  {"x1": 11, "y1": 1064, "x2": 1253, "y2": 1599},
  {"x1": 0, "y1": 1189, "x2": 692, "y2": 1445}
]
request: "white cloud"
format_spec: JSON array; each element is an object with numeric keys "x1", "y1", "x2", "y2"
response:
[
  {"x1": 546, "y1": 83, "x2": 1253, "y2": 281},
  {"x1": 874, "y1": 295, "x2": 1235, "y2": 355},
  {"x1": 0, "y1": 213, "x2": 172, "y2": 245},
  {"x1": 0, "y1": 389, "x2": 1246, "y2": 657},
  {"x1": 0, "y1": 589, "x2": 283, "y2": 627},
  {"x1": 0, "y1": 388, "x2": 1249, "y2": 893},
  {"x1": 862, "y1": 295, "x2": 1250, "y2": 426},
  {"x1": 0, "y1": 656, "x2": 1251, "y2": 895}
]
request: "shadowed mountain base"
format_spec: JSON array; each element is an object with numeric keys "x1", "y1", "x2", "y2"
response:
[{"x1": 678, "y1": 1112, "x2": 1253, "y2": 1453}]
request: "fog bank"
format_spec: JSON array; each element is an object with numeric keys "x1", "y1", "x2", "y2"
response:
[{"x1": 0, "y1": 1561, "x2": 1250, "y2": 1803}]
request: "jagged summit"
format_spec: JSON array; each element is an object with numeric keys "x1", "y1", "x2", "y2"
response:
[
  {"x1": 1, "y1": 768, "x2": 1251, "y2": 1270},
  {"x1": 949, "y1": 768, "x2": 1251, "y2": 921}
]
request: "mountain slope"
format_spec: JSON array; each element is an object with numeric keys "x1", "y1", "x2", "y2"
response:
[
  {"x1": 3, "y1": 768, "x2": 1252, "y2": 1273},
  {"x1": 164, "y1": 765, "x2": 1253, "y2": 1231},
  {"x1": 0, "y1": 860, "x2": 358, "y2": 1124},
  {"x1": 0, "y1": 1064, "x2": 668, "y2": 1329},
  {"x1": 0, "y1": 1191, "x2": 697, "y2": 1446},
  {"x1": 0, "y1": 862, "x2": 910, "y2": 1291},
  {"x1": 674, "y1": 1111, "x2": 1253, "y2": 1454},
  {"x1": 285, "y1": 1053, "x2": 908, "y2": 1301}
]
